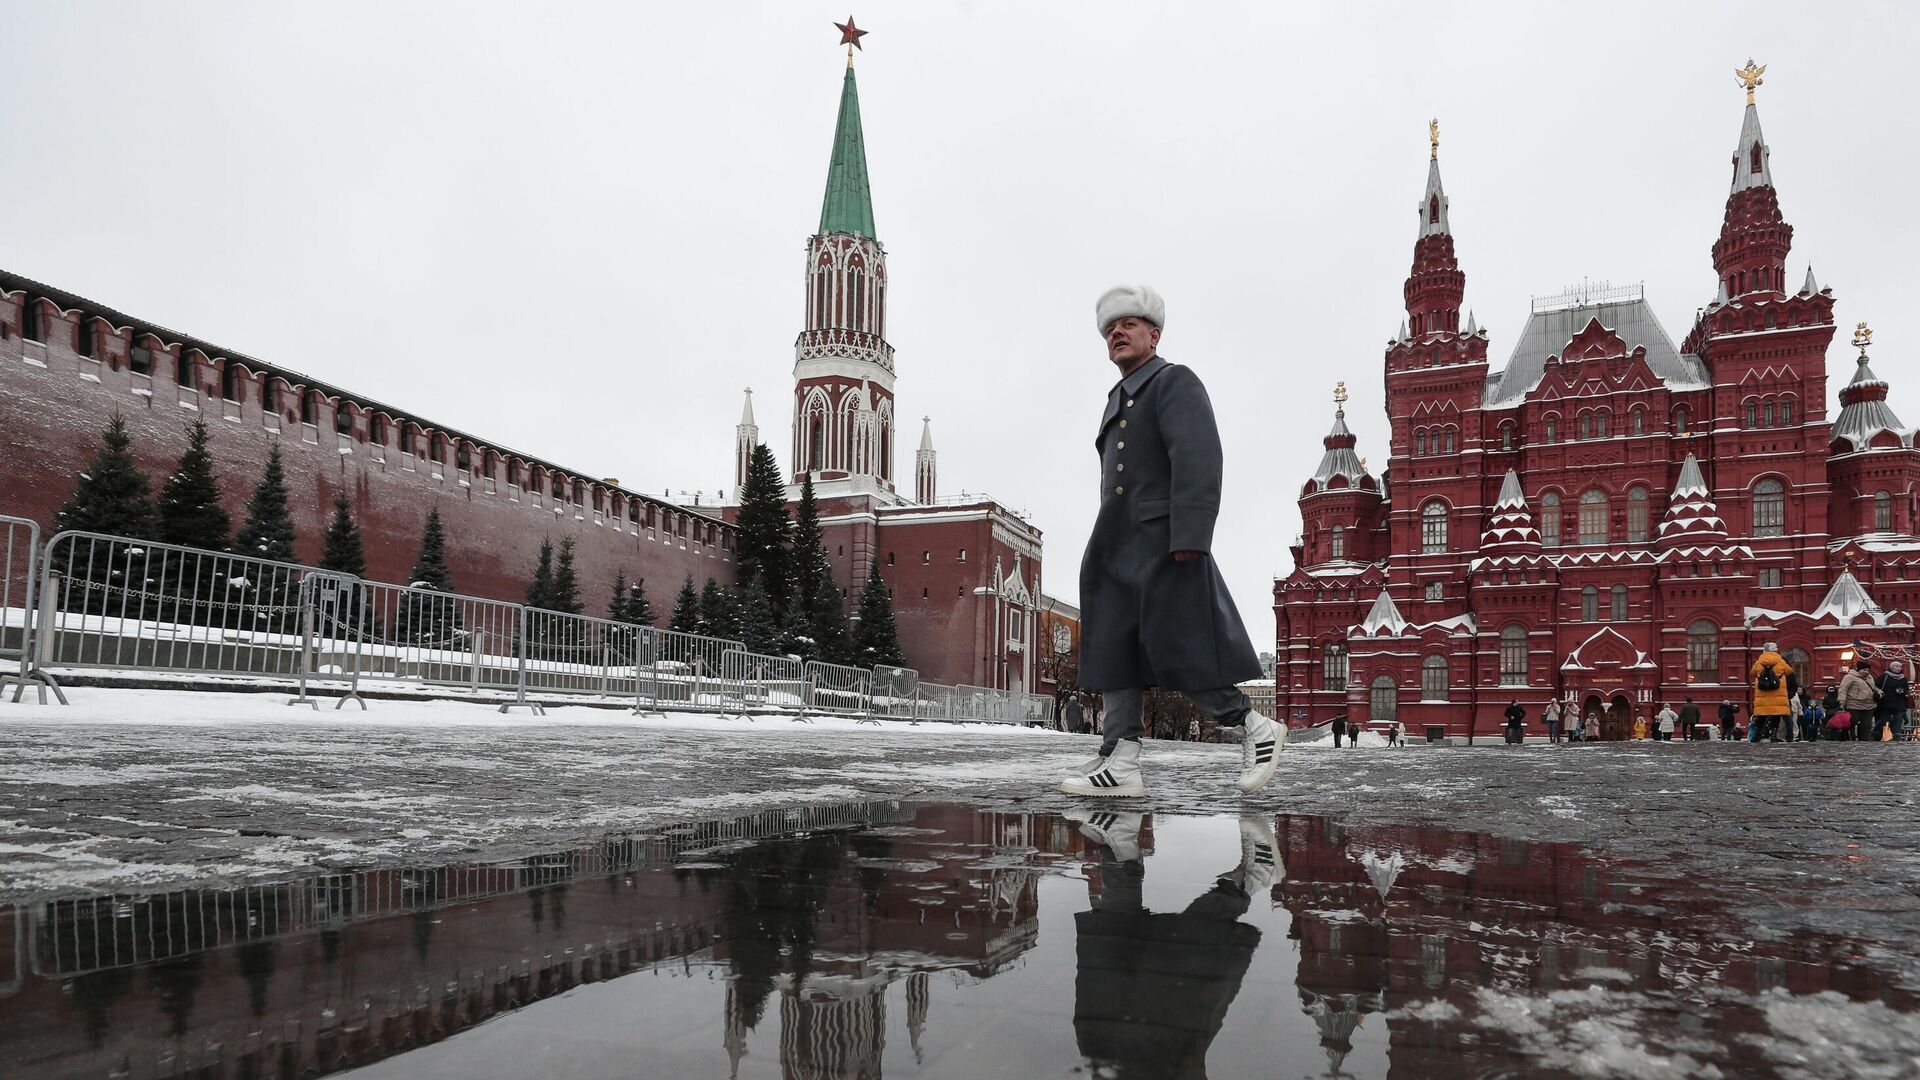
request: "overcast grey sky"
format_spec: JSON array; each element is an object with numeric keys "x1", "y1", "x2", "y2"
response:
[{"x1": 5, "y1": 2, "x2": 1914, "y2": 641}]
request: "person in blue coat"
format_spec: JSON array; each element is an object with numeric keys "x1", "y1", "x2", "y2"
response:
[{"x1": 1063, "y1": 285, "x2": 1278, "y2": 798}]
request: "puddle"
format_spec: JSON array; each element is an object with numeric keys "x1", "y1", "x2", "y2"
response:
[{"x1": 2, "y1": 801, "x2": 1918, "y2": 1079}]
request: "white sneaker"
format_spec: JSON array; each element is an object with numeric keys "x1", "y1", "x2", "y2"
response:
[
  {"x1": 1061, "y1": 739, "x2": 1146, "y2": 797},
  {"x1": 1069, "y1": 810, "x2": 1143, "y2": 861},
  {"x1": 1236, "y1": 709, "x2": 1283, "y2": 794},
  {"x1": 1227, "y1": 813, "x2": 1280, "y2": 895}
]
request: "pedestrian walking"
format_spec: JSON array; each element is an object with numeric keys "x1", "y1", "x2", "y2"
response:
[
  {"x1": 1187, "y1": 718, "x2": 1201, "y2": 743},
  {"x1": 1503, "y1": 699, "x2": 1526, "y2": 746},
  {"x1": 1654, "y1": 703, "x2": 1678, "y2": 742},
  {"x1": 1065, "y1": 695, "x2": 1085, "y2": 735},
  {"x1": 1331, "y1": 714, "x2": 1346, "y2": 748},
  {"x1": 1751, "y1": 642, "x2": 1791, "y2": 742},
  {"x1": 1388, "y1": 719, "x2": 1404, "y2": 747},
  {"x1": 1839, "y1": 660, "x2": 1879, "y2": 742},
  {"x1": 1875, "y1": 659, "x2": 1912, "y2": 742},
  {"x1": 1717, "y1": 700, "x2": 1738, "y2": 741},
  {"x1": 1542, "y1": 701, "x2": 1562, "y2": 744},
  {"x1": 1061, "y1": 287, "x2": 1277, "y2": 798},
  {"x1": 1679, "y1": 696, "x2": 1701, "y2": 741}
]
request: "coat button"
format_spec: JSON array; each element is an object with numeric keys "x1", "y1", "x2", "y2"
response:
[
  {"x1": 1117, "y1": 441, "x2": 1126, "y2": 449},
  {"x1": 1126, "y1": 399, "x2": 1135, "y2": 408},
  {"x1": 1120, "y1": 420, "x2": 1128, "y2": 429},
  {"x1": 1116, "y1": 464, "x2": 1125, "y2": 472},
  {"x1": 1114, "y1": 485, "x2": 1124, "y2": 494}
]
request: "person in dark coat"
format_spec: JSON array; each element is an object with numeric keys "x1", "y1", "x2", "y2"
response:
[
  {"x1": 1331, "y1": 715, "x2": 1346, "y2": 748},
  {"x1": 1678, "y1": 697, "x2": 1701, "y2": 742},
  {"x1": 1065, "y1": 696, "x2": 1086, "y2": 735},
  {"x1": 1503, "y1": 700, "x2": 1526, "y2": 745},
  {"x1": 1063, "y1": 286, "x2": 1275, "y2": 798},
  {"x1": 1072, "y1": 812, "x2": 1268, "y2": 1079}
]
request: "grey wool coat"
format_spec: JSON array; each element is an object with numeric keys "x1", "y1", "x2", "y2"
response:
[{"x1": 1078, "y1": 355, "x2": 1262, "y2": 692}]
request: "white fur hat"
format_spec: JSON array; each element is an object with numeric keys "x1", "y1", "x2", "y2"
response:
[{"x1": 1096, "y1": 285, "x2": 1165, "y2": 335}]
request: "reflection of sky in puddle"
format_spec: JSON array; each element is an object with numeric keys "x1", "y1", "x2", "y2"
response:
[{"x1": 3, "y1": 802, "x2": 1918, "y2": 1079}]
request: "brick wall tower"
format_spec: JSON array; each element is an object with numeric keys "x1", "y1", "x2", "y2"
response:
[
  {"x1": 735, "y1": 388, "x2": 758, "y2": 495},
  {"x1": 793, "y1": 57, "x2": 899, "y2": 503}
]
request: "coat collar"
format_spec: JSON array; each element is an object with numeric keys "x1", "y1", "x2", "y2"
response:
[{"x1": 1098, "y1": 355, "x2": 1169, "y2": 439}]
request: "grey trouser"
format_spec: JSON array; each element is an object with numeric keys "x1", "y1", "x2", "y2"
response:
[{"x1": 1098, "y1": 686, "x2": 1251, "y2": 756}]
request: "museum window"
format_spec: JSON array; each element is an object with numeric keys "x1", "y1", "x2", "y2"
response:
[
  {"x1": 1500, "y1": 425, "x2": 1513, "y2": 451},
  {"x1": 1631, "y1": 408, "x2": 1645, "y2": 435},
  {"x1": 1876, "y1": 490, "x2": 1893, "y2": 532},
  {"x1": 1594, "y1": 411, "x2": 1608, "y2": 438},
  {"x1": 1425, "y1": 581, "x2": 1443, "y2": 602},
  {"x1": 1443, "y1": 429, "x2": 1455, "y2": 454},
  {"x1": 1369, "y1": 675, "x2": 1398, "y2": 723},
  {"x1": 1579, "y1": 490, "x2": 1609, "y2": 544},
  {"x1": 1581, "y1": 585, "x2": 1598, "y2": 622},
  {"x1": 1746, "y1": 401, "x2": 1759, "y2": 428},
  {"x1": 1673, "y1": 406, "x2": 1689, "y2": 435},
  {"x1": 1544, "y1": 416, "x2": 1558, "y2": 443},
  {"x1": 1627, "y1": 486, "x2": 1649, "y2": 544},
  {"x1": 1579, "y1": 414, "x2": 1591, "y2": 441},
  {"x1": 1610, "y1": 584, "x2": 1628, "y2": 622},
  {"x1": 1421, "y1": 655, "x2": 1449, "y2": 702},
  {"x1": 1780, "y1": 397, "x2": 1793, "y2": 425},
  {"x1": 1330, "y1": 525, "x2": 1345, "y2": 560},
  {"x1": 1763, "y1": 401, "x2": 1774, "y2": 427},
  {"x1": 1753, "y1": 479, "x2": 1785, "y2": 537},
  {"x1": 1420, "y1": 501, "x2": 1448, "y2": 554},
  {"x1": 1784, "y1": 647, "x2": 1811, "y2": 690},
  {"x1": 1416, "y1": 431, "x2": 1428, "y2": 456},
  {"x1": 1540, "y1": 492, "x2": 1562, "y2": 548},
  {"x1": 1758, "y1": 567, "x2": 1782, "y2": 589},
  {"x1": 1687, "y1": 620, "x2": 1720, "y2": 679},
  {"x1": 1322, "y1": 642, "x2": 1348, "y2": 692},
  {"x1": 1499, "y1": 625, "x2": 1527, "y2": 685}
]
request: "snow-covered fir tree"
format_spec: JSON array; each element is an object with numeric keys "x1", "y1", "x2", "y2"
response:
[
  {"x1": 55, "y1": 414, "x2": 154, "y2": 540},
  {"x1": 156, "y1": 419, "x2": 231, "y2": 552},
  {"x1": 851, "y1": 561, "x2": 907, "y2": 668},
  {"x1": 233, "y1": 446, "x2": 297, "y2": 562}
]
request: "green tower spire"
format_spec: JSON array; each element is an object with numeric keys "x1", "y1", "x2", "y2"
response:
[{"x1": 818, "y1": 65, "x2": 876, "y2": 239}]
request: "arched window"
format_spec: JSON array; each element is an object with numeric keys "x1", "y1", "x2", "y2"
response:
[
  {"x1": 1753, "y1": 479, "x2": 1785, "y2": 537},
  {"x1": 1540, "y1": 492, "x2": 1562, "y2": 548},
  {"x1": 1500, "y1": 424, "x2": 1514, "y2": 451},
  {"x1": 1416, "y1": 431, "x2": 1428, "y2": 456},
  {"x1": 1627, "y1": 486, "x2": 1650, "y2": 544},
  {"x1": 1421, "y1": 501, "x2": 1448, "y2": 554},
  {"x1": 1370, "y1": 675, "x2": 1398, "y2": 723},
  {"x1": 1421, "y1": 655, "x2": 1450, "y2": 701},
  {"x1": 1687, "y1": 620, "x2": 1720, "y2": 678},
  {"x1": 1579, "y1": 490, "x2": 1609, "y2": 544},
  {"x1": 1610, "y1": 584, "x2": 1628, "y2": 622},
  {"x1": 1544, "y1": 416, "x2": 1559, "y2": 443},
  {"x1": 1875, "y1": 489, "x2": 1893, "y2": 532},
  {"x1": 1579, "y1": 414, "x2": 1591, "y2": 440},
  {"x1": 1763, "y1": 400, "x2": 1775, "y2": 427},
  {"x1": 807, "y1": 413, "x2": 825, "y2": 471},
  {"x1": 1594, "y1": 411, "x2": 1609, "y2": 438},
  {"x1": 1750, "y1": 141, "x2": 1763, "y2": 173},
  {"x1": 1674, "y1": 406, "x2": 1689, "y2": 436},
  {"x1": 1581, "y1": 585, "x2": 1598, "y2": 622},
  {"x1": 1499, "y1": 625, "x2": 1527, "y2": 685},
  {"x1": 1746, "y1": 401, "x2": 1759, "y2": 428},
  {"x1": 1322, "y1": 642, "x2": 1348, "y2": 691},
  {"x1": 1780, "y1": 397, "x2": 1793, "y2": 426},
  {"x1": 1443, "y1": 429, "x2": 1455, "y2": 454},
  {"x1": 1784, "y1": 647, "x2": 1811, "y2": 691},
  {"x1": 1330, "y1": 525, "x2": 1346, "y2": 560},
  {"x1": 1631, "y1": 408, "x2": 1645, "y2": 435}
]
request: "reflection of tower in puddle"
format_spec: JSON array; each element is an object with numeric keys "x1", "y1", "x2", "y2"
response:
[
  {"x1": 776, "y1": 970, "x2": 888, "y2": 1080},
  {"x1": 1276, "y1": 817, "x2": 1390, "y2": 1076}
]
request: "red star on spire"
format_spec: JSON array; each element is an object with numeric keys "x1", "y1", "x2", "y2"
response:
[{"x1": 835, "y1": 16, "x2": 867, "y2": 50}]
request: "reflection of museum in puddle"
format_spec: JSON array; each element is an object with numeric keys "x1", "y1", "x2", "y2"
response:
[
  {"x1": 1273, "y1": 816, "x2": 1916, "y2": 1076},
  {"x1": 3, "y1": 802, "x2": 1068, "y2": 1079}
]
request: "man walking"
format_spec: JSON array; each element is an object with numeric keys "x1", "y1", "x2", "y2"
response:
[
  {"x1": 1503, "y1": 699, "x2": 1526, "y2": 745},
  {"x1": 1678, "y1": 696, "x2": 1701, "y2": 742},
  {"x1": 1065, "y1": 695, "x2": 1085, "y2": 735},
  {"x1": 1331, "y1": 714, "x2": 1346, "y2": 748},
  {"x1": 1717, "y1": 700, "x2": 1738, "y2": 741},
  {"x1": 1062, "y1": 286, "x2": 1278, "y2": 798}
]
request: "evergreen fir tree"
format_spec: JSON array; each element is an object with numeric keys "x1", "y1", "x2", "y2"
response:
[
  {"x1": 55, "y1": 413, "x2": 155, "y2": 540},
  {"x1": 525, "y1": 538, "x2": 555, "y2": 610},
  {"x1": 551, "y1": 537, "x2": 583, "y2": 615},
  {"x1": 319, "y1": 493, "x2": 366, "y2": 577},
  {"x1": 156, "y1": 419, "x2": 231, "y2": 551},
  {"x1": 607, "y1": 569, "x2": 631, "y2": 624},
  {"x1": 698, "y1": 577, "x2": 728, "y2": 639},
  {"x1": 54, "y1": 414, "x2": 156, "y2": 615},
  {"x1": 806, "y1": 571, "x2": 852, "y2": 665},
  {"x1": 736, "y1": 570, "x2": 780, "y2": 655},
  {"x1": 776, "y1": 579, "x2": 814, "y2": 659},
  {"x1": 394, "y1": 507, "x2": 457, "y2": 643},
  {"x1": 625, "y1": 577, "x2": 656, "y2": 628},
  {"x1": 785, "y1": 473, "x2": 850, "y2": 660},
  {"x1": 732, "y1": 443, "x2": 791, "y2": 613},
  {"x1": 233, "y1": 445, "x2": 296, "y2": 562},
  {"x1": 670, "y1": 575, "x2": 700, "y2": 634},
  {"x1": 851, "y1": 561, "x2": 908, "y2": 668}
]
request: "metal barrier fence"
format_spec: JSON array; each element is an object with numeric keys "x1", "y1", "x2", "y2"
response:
[
  {"x1": 12, "y1": 522, "x2": 1049, "y2": 725},
  {"x1": 1, "y1": 516, "x2": 62, "y2": 703},
  {"x1": 719, "y1": 649, "x2": 806, "y2": 717},
  {"x1": 39, "y1": 531, "x2": 361, "y2": 707},
  {"x1": 804, "y1": 660, "x2": 873, "y2": 721}
]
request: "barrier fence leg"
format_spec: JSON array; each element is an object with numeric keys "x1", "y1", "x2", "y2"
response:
[
  {"x1": 8, "y1": 569, "x2": 66, "y2": 705},
  {"x1": 499, "y1": 614, "x2": 544, "y2": 715},
  {"x1": 287, "y1": 580, "x2": 319, "y2": 710},
  {"x1": 336, "y1": 587, "x2": 367, "y2": 711},
  {"x1": 469, "y1": 629, "x2": 485, "y2": 693}
]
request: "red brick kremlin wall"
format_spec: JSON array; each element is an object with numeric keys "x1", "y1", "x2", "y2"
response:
[{"x1": 0, "y1": 275, "x2": 734, "y2": 615}]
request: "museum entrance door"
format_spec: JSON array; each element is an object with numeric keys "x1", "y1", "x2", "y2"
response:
[{"x1": 1604, "y1": 695, "x2": 1633, "y2": 741}]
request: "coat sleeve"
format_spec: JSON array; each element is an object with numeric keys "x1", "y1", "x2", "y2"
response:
[{"x1": 1158, "y1": 367, "x2": 1224, "y2": 554}]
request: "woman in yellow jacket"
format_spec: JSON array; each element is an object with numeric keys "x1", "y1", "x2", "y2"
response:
[{"x1": 1750, "y1": 643, "x2": 1792, "y2": 742}]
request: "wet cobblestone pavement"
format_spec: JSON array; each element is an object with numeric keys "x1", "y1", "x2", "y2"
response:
[{"x1": 4, "y1": 703, "x2": 1920, "y2": 1077}]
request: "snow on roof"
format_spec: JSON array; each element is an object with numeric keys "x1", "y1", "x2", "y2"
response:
[
  {"x1": 1744, "y1": 571, "x2": 1908, "y2": 629},
  {"x1": 1359, "y1": 590, "x2": 1407, "y2": 634},
  {"x1": 1482, "y1": 297, "x2": 1708, "y2": 407}
]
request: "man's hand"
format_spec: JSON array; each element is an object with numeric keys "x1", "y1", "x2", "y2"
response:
[{"x1": 1172, "y1": 550, "x2": 1205, "y2": 562}]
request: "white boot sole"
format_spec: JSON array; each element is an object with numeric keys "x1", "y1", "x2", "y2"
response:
[
  {"x1": 1060, "y1": 779, "x2": 1146, "y2": 798},
  {"x1": 1236, "y1": 726, "x2": 1284, "y2": 795}
]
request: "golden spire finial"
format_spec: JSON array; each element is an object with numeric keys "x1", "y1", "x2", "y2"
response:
[
  {"x1": 1429, "y1": 118, "x2": 1439, "y2": 161},
  {"x1": 1334, "y1": 380, "x2": 1348, "y2": 407},
  {"x1": 1735, "y1": 59, "x2": 1766, "y2": 105},
  {"x1": 1854, "y1": 321, "x2": 1873, "y2": 357}
]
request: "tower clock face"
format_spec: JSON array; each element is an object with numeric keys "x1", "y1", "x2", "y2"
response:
[{"x1": 1052, "y1": 625, "x2": 1072, "y2": 653}]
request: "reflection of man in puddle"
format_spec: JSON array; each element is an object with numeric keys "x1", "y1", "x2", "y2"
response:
[{"x1": 1070, "y1": 812, "x2": 1277, "y2": 1078}]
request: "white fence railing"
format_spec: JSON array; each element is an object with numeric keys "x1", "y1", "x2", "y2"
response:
[{"x1": 5, "y1": 524, "x2": 1045, "y2": 725}]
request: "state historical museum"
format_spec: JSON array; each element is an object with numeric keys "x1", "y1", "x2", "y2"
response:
[{"x1": 1275, "y1": 66, "x2": 1920, "y2": 740}]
